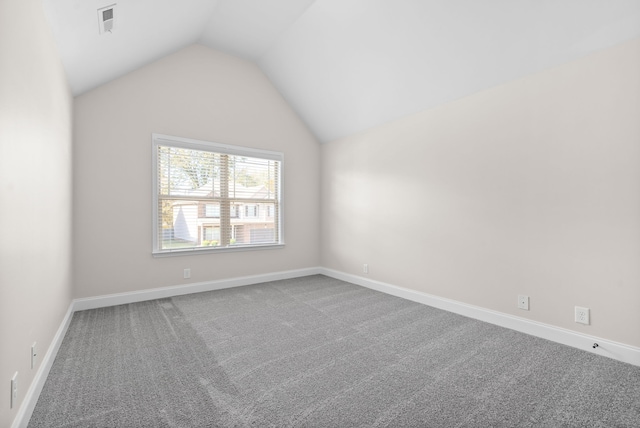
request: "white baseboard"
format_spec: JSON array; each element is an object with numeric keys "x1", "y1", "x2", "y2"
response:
[
  {"x1": 73, "y1": 267, "x2": 322, "y2": 311},
  {"x1": 12, "y1": 304, "x2": 75, "y2": 428},
  {"x1": 320, "y1": 267, "x2": 640, "y2": 368}
]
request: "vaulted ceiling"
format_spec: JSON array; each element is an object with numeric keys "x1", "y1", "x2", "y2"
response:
[{"x1": 42, "y1": 0, "x2": 640, "y2": 143}]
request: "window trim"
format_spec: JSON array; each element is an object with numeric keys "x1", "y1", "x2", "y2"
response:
[{"x1": 151, "y1": 133, "x2": 284, "y2": 256}]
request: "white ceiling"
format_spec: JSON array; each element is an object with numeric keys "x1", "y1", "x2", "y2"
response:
[
  {"x1": 200, "y1": 0, "x2": 316, "y2": 61},
  {"x1": 42, "y1": 0, "x2": 640, "y2": 143}
]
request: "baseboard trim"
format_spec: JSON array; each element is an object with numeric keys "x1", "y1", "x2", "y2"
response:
[
  {"x1": 72, "y1": 267, "x2": 322, "y2": 311},
  {"x1": 12, "y1": 303, "x2": 75, "y2": 428},
  {"x1": 320, "y1": 268, "x2": 640, "y2": 367}
]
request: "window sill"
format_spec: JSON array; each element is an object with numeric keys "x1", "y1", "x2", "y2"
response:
[{"x1": 152, "y1": 243, "x2": 285, "y2": 258}]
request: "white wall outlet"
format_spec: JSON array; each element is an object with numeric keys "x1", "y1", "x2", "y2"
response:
[
  {"x1": 517, "y1": 295, "x2": 529, "y2": 310},
  {"x1": 11, "y1": 372, "x2": 18, "y2": 409},
  {"x1": 575, "y1": 306, "x2": 590, "y2": 325},
  {"x1": 31, "y1": 342, "x2": 37, "y2": 369},
  {"x1": 363, "y1": 264, "x2": 368, "y2": 274},
  {"x1": 183, "y1": 268, "x2": 191, "y2": 279}
]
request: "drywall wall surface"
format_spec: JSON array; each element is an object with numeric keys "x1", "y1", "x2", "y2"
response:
[
  {"x1": 0, "y1": 0, "x2": 73, "y2": 425},
  {"x1": 321, "y1": 37, "x2": 640, "y2": 347},
  {"x1": 73, "y1": 44, "x2": 320, "y2": 298}
]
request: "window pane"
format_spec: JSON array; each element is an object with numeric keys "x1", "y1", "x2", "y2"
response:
[{"x1": 205, "y1": 204, "x2": 220, "y2": 218}]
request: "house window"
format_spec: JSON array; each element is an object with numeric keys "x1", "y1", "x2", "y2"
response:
[
  {"x1": 152, "y1": 134, "x2": 283, "y2": 255},
  {"x1": 202, "y1": 226, "x2": 220, "y2": 244},
  {"x1": 205, "y1": 204, "x2": 220, "y2": 218},
  {"x1": 245, "y1": 205, "x2": 259, "y2": 218}
]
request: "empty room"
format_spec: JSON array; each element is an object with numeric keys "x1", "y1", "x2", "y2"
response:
[{"x1": 2, "y1": 0, "x2": 640, "y2": 427}]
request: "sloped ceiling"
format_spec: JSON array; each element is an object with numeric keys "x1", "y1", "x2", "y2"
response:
[{"x1": 42, "y1": 0, "x2": 640, "y2": 143}]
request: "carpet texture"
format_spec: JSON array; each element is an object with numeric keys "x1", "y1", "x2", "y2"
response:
[{"x1": 29, "y1": 275, "x2": 640, "y2": 427}]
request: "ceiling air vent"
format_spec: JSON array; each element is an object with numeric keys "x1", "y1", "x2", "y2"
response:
[{"x1": 97, "y1": 4, "x2": 116, "y2": 35}]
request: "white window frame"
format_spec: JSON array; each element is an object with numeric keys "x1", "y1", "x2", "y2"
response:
[{"x1": 152, "y1": 133, "x2": 284, "y2": 256}]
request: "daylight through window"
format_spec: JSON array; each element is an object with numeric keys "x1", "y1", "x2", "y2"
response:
[{"x1": 152, "y1": 134, "x2": 283, "y2": 255}]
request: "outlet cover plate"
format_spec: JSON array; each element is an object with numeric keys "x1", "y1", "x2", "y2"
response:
[
  {"x1": 31, "y1": 342, "x2": 37, "y2": 369},
  {"x1": 517, "y1": 295, "x2": 529, "y2": 310},
  {"x1": 575, "y1": 306, "x2": 590, "y2": 325},
  {"x1": 11, "y1": 372, "x2": 18, "y2": 409}
]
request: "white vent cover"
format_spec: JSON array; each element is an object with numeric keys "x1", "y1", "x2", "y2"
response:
[{"x1": 97, "y1": 4, "x2": 116, "y2": 34}]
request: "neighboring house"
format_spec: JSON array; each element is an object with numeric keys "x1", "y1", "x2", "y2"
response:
[{"x1": 171, "y1": 183, "x2": 276, "y2": 246}]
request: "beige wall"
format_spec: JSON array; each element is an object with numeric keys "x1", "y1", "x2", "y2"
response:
[
  {"x1": 321, "y1": 38, "x2": 640, "y2": 347},
  {"x1": 0, "y1": 0, "x2": 73, "y2": 425},
  {"x1": 73, "y1": 44, "x2": 320, "y2": 298}
]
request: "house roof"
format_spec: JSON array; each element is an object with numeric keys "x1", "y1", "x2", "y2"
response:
[{"x1": 42, "y1": 0, "x2": 640, "y2": 143}]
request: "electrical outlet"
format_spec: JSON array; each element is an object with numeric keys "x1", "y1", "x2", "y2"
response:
[
  {"x1": 575, "y1": 306, "x2": 590, "y2": 325},
  {"x1": 183, "y1": 268, "x2": 191, "y2": 279},
  {"x1": 363, "y1": 264, "x2": 368, "y2": 274},
  {"x1": 31, "y1": 342, "x2": 37, "y2": 369},
  {"x1": 517, "y1": 295, "x2": 529, "y2": 310},
  {"x1": 11, "y1": 372, "x2": 18, "y2": 409}
]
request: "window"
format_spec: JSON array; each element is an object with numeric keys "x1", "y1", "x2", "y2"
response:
[
  {"x1": 152, "y1": 134, "x2": 283, "y2": 255},
  {"x1": 202, "y1": 226, "x2": 220, "y2": 243},
  {"x1": 245, "y1": 205, "x2": 259, "y2": 218},
  {"x1": 204, "y1": 204, "x2": 220, "y2": 218}
]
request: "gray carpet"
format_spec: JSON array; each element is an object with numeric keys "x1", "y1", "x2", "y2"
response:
[{"x1": 29, "y1": 275, "x2": 640, "y2": 427}]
